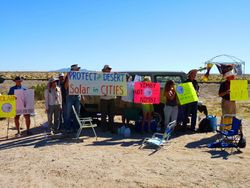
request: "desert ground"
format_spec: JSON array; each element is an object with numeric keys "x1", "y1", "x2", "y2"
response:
[{"x1": 0, "y1": 75, "x2": 250, "y2": 188}]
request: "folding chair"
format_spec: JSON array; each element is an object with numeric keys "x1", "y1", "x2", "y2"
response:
[
  {"x1": 208, "y1": 117, "x2": 243, "y2": 150},
  {"x1": 72, "y1": 105, "x2": 97, "y2": 140},
  {"x1": 141, "y1": 120, "x2": 176, "y2": 149}
]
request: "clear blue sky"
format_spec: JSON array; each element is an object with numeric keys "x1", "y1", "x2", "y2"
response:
[{"x1": 0, "y1": 0, "x2": 249, "y2": 73}]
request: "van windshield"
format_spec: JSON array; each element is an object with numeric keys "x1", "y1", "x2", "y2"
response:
[{"x1": 155, "y1": 75, "x2": 183, "y2": 88}]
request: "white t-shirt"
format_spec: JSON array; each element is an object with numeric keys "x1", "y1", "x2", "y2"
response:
[{"x1": 122, "y1": 81, "x2": 134, "y2": 102}]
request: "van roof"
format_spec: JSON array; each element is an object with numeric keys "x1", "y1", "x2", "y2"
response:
[{"x1": 120, "y1": 71, "x2": 186, "y2": 75}]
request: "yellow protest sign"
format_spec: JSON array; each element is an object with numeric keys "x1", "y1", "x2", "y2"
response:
[
  {"x1": 230, "y1": 80, "x2": 249, "y2": 101},
  {"x1": 0, "y1": 95, "x2": 16, "y2": 118},
  {"x1": 175, "y1": 82, "x2": 198, "y2": 105}
]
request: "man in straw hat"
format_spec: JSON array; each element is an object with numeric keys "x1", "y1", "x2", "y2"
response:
[
  {"x1": 8, "y1": 76, "x2": 31, "y2": 137},
  {"x1": 100, "y1": 64, "x2": 116, "y2": 133},
  {"x1": 218, "y1": 70, "x2": 236, "y2": 121},
  {"x1": 64, "y1": 64, "x2": 81, "y2": 134}
]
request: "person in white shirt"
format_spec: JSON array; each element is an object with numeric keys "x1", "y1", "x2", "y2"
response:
[
  {"x1": 100, "y1": 65, "x2": 116, "y2": 133},
  {"x1": 121, "y1": 74, "x2": 134, "y2": 125},
  {"x1": 44, "y1": 77, "x2": 62, "y2": 133}
]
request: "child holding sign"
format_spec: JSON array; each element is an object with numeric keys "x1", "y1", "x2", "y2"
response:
[{"x1": 141, "y1": 76, "x2": 154, "y2": 133}]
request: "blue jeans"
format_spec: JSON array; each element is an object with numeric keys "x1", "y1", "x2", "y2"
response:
[
  {"x1": 65, "y1": 95, "x2": 80, "y2": 132},
  {"x1": 59, "y1": 102, "x2": 67, "y2": 130}
]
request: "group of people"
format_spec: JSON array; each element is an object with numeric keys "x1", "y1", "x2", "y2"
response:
[{"x1": 8, "y1": 64, "x2": 237, "y2": 137}]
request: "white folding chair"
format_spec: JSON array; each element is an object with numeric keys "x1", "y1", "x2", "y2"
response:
[{"x1": 72, "y1": 105, "x2": 97, "y2": 140}]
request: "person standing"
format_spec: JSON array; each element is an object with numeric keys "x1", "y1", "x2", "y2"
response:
[
  {"x1": 121, "y1": 74, "x2": 134, "y2": 125},
  {"x1": 58, "y1": 73, "x2": 67, "y2": 130},
  {"x1": 64, "y1": 64, "x2": 81, "y2": 133},
  {"x1": 44, "y1": 78, "x2": 62, "y2": 134},
  {"x1": 100, "y1": 65, "x2": 116, "y2": 133},
  {"x1": 218, "y1": 70, "x2": 236, "y2": 122},
  {"x1": 182, "y1": 69, "x2": 199, "y2": 132},
  {"x1": 163, "y1": 80, "x2": 178, "y2": 128},
  {"x1": 8, "y1": 76, "x2": 31, "y2": 137},
  {"x1": 141, "y1": 76, "x2": 154, "y2": 133}
]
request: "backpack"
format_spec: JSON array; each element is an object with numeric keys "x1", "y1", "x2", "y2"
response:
[
  {"x1": 198, "y1": 117, "x2": 213, "y2": 133},
  {"x1": 238, "y1": 134, "x2": 246, "y2": 148}
]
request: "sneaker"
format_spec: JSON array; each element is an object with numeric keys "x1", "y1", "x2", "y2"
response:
[{"x1": 15, "y1": 133, "x2": 21, "y2": 138}]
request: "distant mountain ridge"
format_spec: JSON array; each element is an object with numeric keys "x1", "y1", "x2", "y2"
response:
[{"x1": 51, "y1": 68, "x2": 88, "y2": 72}]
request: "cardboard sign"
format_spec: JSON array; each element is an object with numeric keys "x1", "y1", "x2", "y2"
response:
[
  {"x1": 230, "y1": 80, "x2": 249, "y2": 101},
  {"x1": 0, "y1": 95, "x2": 16, "y2": 118},
  {"x1": 134, "y1": 82, "x2": 160, "y2": 104},
  {"x1": 175, "y1": 82, "x2": 198, "y2": 105},
  {"x1": 68, "y1": 71, "x2": 127, "y2": 96},
  {"x1": 15, "y1": 89, "x2": 35, "y2": 115}
]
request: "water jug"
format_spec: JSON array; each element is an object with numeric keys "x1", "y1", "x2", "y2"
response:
[
  {"x1": 120, "y1": 125, "x2": 126, "y2": 135},
  {"x1": 124, "y1": 127, "x2": 131, "y2": 138}
]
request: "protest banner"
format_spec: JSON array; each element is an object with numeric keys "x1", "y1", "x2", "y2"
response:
[
  {"x1": 15, "y1": 89, "x2": 35, "y2": 115},
  {"x1": 175, "y1": 82, "x2": 198, "y2": 105},
  {"x1": 0, "y1": 95, "x2": 16, "y2": 118},
  {"x1": 68, "y1": 71, "x2": 127, "y2": 96},
  {"x1": 230, "y1": 80, "x2": 249, "y2": 101},
  {"x1": 134, "y1": 82, "x2": 160, "y2": 104}
]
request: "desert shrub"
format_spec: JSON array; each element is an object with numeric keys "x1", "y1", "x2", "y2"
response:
[{"x1": 31, "y1": 83, "x2": 47, "y2": 101}]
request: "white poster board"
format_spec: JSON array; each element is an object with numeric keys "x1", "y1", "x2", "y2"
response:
[
  {"x1": 14, "y1": 89, "x2": 35, "y2": 115},
  {"x1": 68, "y1": 71, "x2": 127, "y2": 96}
]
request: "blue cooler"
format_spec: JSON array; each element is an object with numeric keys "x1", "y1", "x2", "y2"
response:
[{"x1": 207, "y1": 115, "x2": 217, "y2": 132}]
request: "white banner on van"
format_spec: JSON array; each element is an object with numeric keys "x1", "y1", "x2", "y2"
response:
[{"x1": 68, "y1": 71, "x2": 127, "y2": 96}]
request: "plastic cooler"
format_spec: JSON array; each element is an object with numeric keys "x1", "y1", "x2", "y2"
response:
[{"x1": 207, "y1": 115, "x2": 217, "y2": 132}]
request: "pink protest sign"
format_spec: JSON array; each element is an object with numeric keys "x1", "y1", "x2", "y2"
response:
[{"x1": 134, "y1": 82, "x2": 160, "y2": 104}]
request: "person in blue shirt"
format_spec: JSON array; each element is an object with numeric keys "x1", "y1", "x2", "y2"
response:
[{"x1": 8, "y1": 76, "x2": 31, "y2": 137}]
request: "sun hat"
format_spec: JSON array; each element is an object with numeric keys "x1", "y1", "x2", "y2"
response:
[
  {"x1": 223, "y1": 70, "x2": 236, "y2": 79},
  {"x1": 102, "y1": 65, "x2": 112, "y2": 71},
  {"x1": 70, "y1": 64, "x2": 81, "y2": 71},
  {"x1": 48, "y1": 77, "x2": 58, "y2": 83},
  {"x1": 58, "y1": 73, "x2": 64, "y2": 77},
  {"x1": 13, "y1": 76, "x2": 23, "y2": 82}
]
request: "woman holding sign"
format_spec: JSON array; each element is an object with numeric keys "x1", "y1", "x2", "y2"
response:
[
  {"x1": 163, "y1": 80, "x2": 178, "y2": 128},
  {"x1": 45, "y1": 77, "x2": 62, "y2": 134},
  {"x1": 218, "y1": 70, "x2": 236, "y2": 121}
]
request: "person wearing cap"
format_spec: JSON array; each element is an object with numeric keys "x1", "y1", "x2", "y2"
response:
[
  {"x1": 44, "y1": 77, "x2": 62, "y2": 134},
  {"x1": 100, "y1": 64, "x2": 116, "y2": 133},
  {"x1": 218, "y1": 70, "x2": 236, "y2": 120},
  {"x1": 182, "y1": 69, "x2": 199, "y2": 132},
  {"x1": 8, "y1": 76, "x2": 31, "y2": 137},
  {"x1": 58, "y1": 73, "x2": 67, "y2": 130},
  {"x1": 64, "y1": 64, "x2": 81, "y2": 134}
]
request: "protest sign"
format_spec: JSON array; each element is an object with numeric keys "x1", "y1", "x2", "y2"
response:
[
  {"x1": 134, "y1": 82, "x2": 160, "y2": 104},
  {"x1": 68, "y1": 71, "x2": 127, "y2": 96},
  {"x1": 15, "y1": 89, "x2": 35, "y2": 115},
  {"x1": 175, "y1": 82, "x2": 198, "y2": 105},
  {"x1": 0, "y1": 95, "x2": 16, "y2": 118},
  {"x1": 230, "y1": 80, "x2": 249, "y2": 101}
]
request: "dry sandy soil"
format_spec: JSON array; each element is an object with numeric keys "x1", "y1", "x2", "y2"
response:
[{"x1": 0, "y1": 80, "x2": 250, "y2": 188}]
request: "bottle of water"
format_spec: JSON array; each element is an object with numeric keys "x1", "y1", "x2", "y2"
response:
[{"x1": 124, "y1": 127, "x2": 131, "y2": 138}]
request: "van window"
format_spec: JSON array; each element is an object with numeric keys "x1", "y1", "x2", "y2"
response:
[{"x1": 155, "y1": 75, "x2": 183, "y2": 88}]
